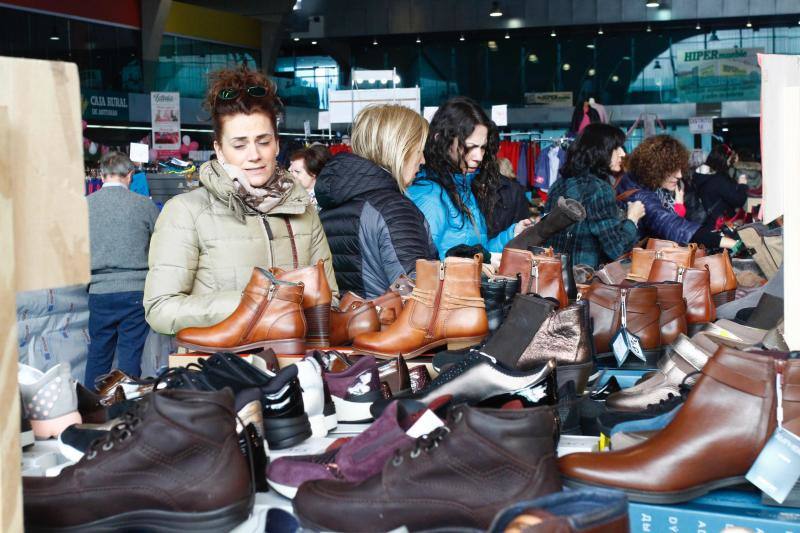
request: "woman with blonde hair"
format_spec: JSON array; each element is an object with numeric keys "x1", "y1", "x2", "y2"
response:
[{"x1": 315, "y1": 104, "x2": 437, "y2": 298}]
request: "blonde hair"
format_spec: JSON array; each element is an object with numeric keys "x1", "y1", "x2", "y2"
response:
[{"x1": 351, "y1": 104, "x2": 428, "y2": 191}]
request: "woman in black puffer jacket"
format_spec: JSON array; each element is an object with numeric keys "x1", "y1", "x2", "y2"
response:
[
  {"x1": 315, "y1": 105, "x2": 438, "y2": 299},
  {"x1": 692, "y1": 143, "x2": 749, "y2": 225}
]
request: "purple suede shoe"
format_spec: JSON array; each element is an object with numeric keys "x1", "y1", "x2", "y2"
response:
[
  {"x1": 267, "y1": 400, "x2": 440, "y2": 499},
  {"x1": 323, "y1": 356, "x2": 382, "y2": 423}
]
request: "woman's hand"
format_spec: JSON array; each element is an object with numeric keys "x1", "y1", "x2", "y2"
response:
[
  {"x1": 674, "y1": 181, "x2": 685, "y2": 204},
  {"x1": 737, "y1": 174, "x2": 749, "y2": 185},
  {"x1": 514, "y1": 217, "x2": 534, "y2": 236},
  {"x1": 626, "y1": 200, "x2": 646, "y2": 224}
]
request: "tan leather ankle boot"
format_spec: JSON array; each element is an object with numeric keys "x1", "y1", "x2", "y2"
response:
[
  {"x1": 352, "y1": 255, "x2": 488, "y2": 359},
  {"x1": 648, "y1": 259, "x2": 715, "y2": 325},
  {"x1": 177, "y1": 268, "x2": 306, "y2": 354},
  {"x1": 271, "y1": 260, "x2": 332, "y2": 347}
]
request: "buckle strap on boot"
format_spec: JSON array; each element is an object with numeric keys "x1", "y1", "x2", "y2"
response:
[{"x1": 703, "y1": 359, "x2": 769, "y2": 398}]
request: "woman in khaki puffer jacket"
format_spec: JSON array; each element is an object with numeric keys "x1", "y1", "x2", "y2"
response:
[{"x1": 144, "y1": 66, "x2": 336, "y2": 335}]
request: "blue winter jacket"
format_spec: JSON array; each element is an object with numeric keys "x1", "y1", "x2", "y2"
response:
[
  {"x1": 616, "y1": 173, "x2": 700, "y2": 245},
  {"x1": 406, "y1": 169, "x2": 517, "y2": 259}
]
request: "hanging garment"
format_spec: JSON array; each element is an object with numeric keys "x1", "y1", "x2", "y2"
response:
[
  {"x1": 589, "y1": 101, "x2": 609, "y2": 124},
  {"x1": 498, "y1": 140, "x2": 522, "y2": 174},
  {"x1": 516, "y1": 142, "x2": 528, "y2": 188},
  {"x1": 329, "y1": 144, "x2": 352, "y2": 155}
]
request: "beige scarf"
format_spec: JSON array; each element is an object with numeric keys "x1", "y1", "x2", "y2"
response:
[{"x1": 201, "y1": 160, "x2": 295, "y2": 222}]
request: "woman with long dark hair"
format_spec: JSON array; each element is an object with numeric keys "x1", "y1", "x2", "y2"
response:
[
  {"x1": 545, "y1": 123, "x2": 645, "y2": 269},
  {"x1": 407, "y1": 96, "x2": 533, "y2": 258}
]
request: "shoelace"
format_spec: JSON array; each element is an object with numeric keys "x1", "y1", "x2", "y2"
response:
[
  {"x1": 391, "y1": 424, "x2": 453, "y2": 466},
  {"x1": 643, "y1": 370, "x2": 699, "y2": 414}
]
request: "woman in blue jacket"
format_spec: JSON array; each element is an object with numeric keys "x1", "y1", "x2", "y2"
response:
[
  {"x1": 617, "y1": 135, "x2": 737, "y2": 249},
  {"x1": 407, "y1": 97, "x2": 533, "y2": 259}
]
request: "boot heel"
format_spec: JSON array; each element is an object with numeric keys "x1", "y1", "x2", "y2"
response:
[
  {"x1": 304, "y1": 303, "x2": 331, "y2": 347},
  {"x1": 446, "y1": 337, "x2": 485, "y2": 351},
  {"x1": 712, "y1": 289, "x2": 736, "y2": 306},
  {"x1": 556, "y1": 361, "x2": 594, "y2": 395}
]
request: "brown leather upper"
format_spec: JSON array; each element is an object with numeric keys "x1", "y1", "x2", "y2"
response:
[
  {"x1": 629, "y1": 247, "x2": 695, "y2": 281},
  {"x1": 583, "y1": 280, "x2": 661, "y2": 354},
  {"x1": 23, "y1": 389, "x2": 250, "y2": 529},
  {"x1": 517, "y1": 300, "x2": 592, "y2": 370},
  {"x1": 330, "y1": 298, "x2": 380, "y2": 346},
  {"x1": 498, "y1": 248, "x2": 568, "y2": 308},
  {"x1": 271, "y1": 259, "x2": 332, "y2": 310},
  {"x1": 626, "y1": 281, "x2": 687, "y2": 346},
  {"x1": 176, "y1": 268, "x2": 306, "y2": 349},
  {"x1": 371, "y1": 290, "x2": 403, "y2": 328},
  {"x1": 693, "y1": 250, "x2": 737, "y2": 295},
  {"x1": 648, "y1": 259, "x2": 715, "y2": 323},
  {"x1": 560, "y1": 347, "x2": 782, "y2": 494},
  {"x1": 352, "y1": 256, "x2": 488, "y2": 358}
]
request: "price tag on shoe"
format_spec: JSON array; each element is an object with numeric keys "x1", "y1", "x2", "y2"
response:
[
  {"x1": 611, "y1": 328, "x2": 646, "y2": 367},
  {"x1": 746, "y1": 374, "x2": 800, "y2": 504}
]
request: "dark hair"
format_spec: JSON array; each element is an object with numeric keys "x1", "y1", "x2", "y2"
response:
[
  {"x1": 422, "y1": 96, "x2": 501, "y2": 226},
  {"x1": 562, "y1": 123, "x2": 626, "y2": 179},
  {"x1": 626, "y1": 134, "x2": 690, "y2": 190},
  {"x1": 204, "y1": 65, "x2": 282, "y2": 139},
  {"x1": 706, "y1": 143, "x2": 736, "y2": 175},
  {"x1": 290, "y1": 145, "x2": 331, "y2": 177}
]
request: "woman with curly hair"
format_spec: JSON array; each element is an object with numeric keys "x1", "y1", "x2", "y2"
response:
[
  {"x1": 407, "y1": 97, "x2": 533, "y2": 258},
  {"x1": 617, "y1": 134, "x2": 737, "y2": 249},
  {"x1": 144, "y1": 65, "x2": 337, "y2": 334}
]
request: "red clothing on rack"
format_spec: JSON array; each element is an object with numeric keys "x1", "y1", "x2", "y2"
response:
[
  {"x1": 329, "y1": 144, "x2": 352, "y2": 155},
  {"x1": 498, "y1": 141, "x2": 522, "y2": 174}
]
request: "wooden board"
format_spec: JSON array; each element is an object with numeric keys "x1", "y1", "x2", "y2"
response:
[
  {"x1": 0, "y1": 57, "x2": 89, "y2": 292},
  {"x1": 0, "y1": 105, "x2": 22, "y2": 533}
]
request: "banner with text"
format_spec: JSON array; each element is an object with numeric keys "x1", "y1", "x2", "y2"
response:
[
  {"x1": 675, "y1": 47, "x2": 763, "y2": 103},
  {"x1": 150, "y1": 92, "x2": 181, "y2": 150},
  {"x1": 82, "y1": 90, "x2": 129, "y2": 121}
]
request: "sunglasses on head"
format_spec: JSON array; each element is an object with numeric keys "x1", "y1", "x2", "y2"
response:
[{"x1": 217, "y1": 86, "x2": 268, "y2": 100}]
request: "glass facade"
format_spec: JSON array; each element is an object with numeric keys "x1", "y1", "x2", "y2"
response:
[{"x1": 277, "y1": 23, "x2": 800, "y2": 109}]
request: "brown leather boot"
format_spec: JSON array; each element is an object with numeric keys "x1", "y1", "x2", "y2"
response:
[
  {"x1": 371, "y1": 289, "x2": 404, "y2": 329},
  {"x1": 177, "y1": 268, "x2": 306, "y2": 354},
  {"x1": 23, "y1": 389, "x2": 252, "y2": 531},
  {"x1": 352, "y1": 256, "x2": 488, "y2": 359},
  {"x1": 498, "y1": 248, "x2": 567, "y2": 308},
  {"x1": 622, "y1": 281, "x2": 687, "y2": 346},
  {"x1": 583, "y1": 280, "x2": 662, "y2": 368},
  {"x1": 560, "y1": 346, "x2": 783, "y2": 503},
  {"x1": 629, "y1": 245, "x2": 696, "y2": 281},
  {"x1": 294, "y1": 405, "x2": 562, "y2": 532},
  {"x1": 516, "y1": 299, "x2": 594, "y2": 394},
  {"x1": 648, "y1": 259, "x2": 715, "y2": 326},
  {"x1": 271, "y1": 260, "x2": 332, "y2": 347},
  {"x1": 693, "y1": 250, "x2": 738, "y2": 306},
  {"x1": 330, "y1": 294, "x2": 380, "y2": 346}
]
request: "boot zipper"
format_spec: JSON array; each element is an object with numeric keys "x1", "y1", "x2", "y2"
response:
[
  {"x1": 425, "y1": 263, "x2": 446, "y2": 339},
  {"x1": 241, "y1": 284, "x2": 276, "y2": 342},
  {"x1": 677, "y1": 266, "x2": 685, "y2": 283},
  {"x1": 527, "y1": 261, "x2": 539, "y2": 294}
]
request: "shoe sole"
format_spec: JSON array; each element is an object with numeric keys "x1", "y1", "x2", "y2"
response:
[
  {"x1": 264, "y1": 413, "x2": 312, "y2": 450},
  {"x1": 354, "y1": 336, "x2": 486, "y2": 360},
  {"x1": 177, "y1": 338, "x2": 306, "y2": 355},
  {"x1": 266, "y1": 478, "x2": 299, "y2": 499},
  {"x1": 562, "y1": 475, "x2": 748, "y2": 504},
  {"x1": 323, "y1": 403, "x2": 337, "y2": 431},
  {"x1": 332, "y1": 395, "x2": 376, "y2": 424},
  {"x1": 26, "y1": 497, "x2": 253, "y2": 532},
  {"x1": 308, "y1": 413, "x2": 328, "y2": 438}
]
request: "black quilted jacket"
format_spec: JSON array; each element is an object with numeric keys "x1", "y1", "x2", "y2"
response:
[{"x1": 315, "y1": 153, "x2": 437, "y2": 299}]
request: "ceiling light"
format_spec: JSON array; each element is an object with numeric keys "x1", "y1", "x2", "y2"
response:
[
  {"x1": 622, "y1": 55, "x2": 631, "y2": 60},
  {"x1": 695, "y1": 21, "x2": 701, "y2": 30},
  {"x1": 562, "y1": 63, "x2": 571, "y2": 71},
  {"x1": 293, "y1": 37, "x2": 300, "y2": 42},
  {"x1": 746, "y1": 20, "x2": 753, "y2": 28},
  {"x1": 587, "y1": 43, "x2": 595, "y2": 49},
  {"x1": 722, "y1": 127, "x2": 729, "y2": 132},
  {"x1": 311, "y1": 40, "x2": 317, "y2": 45},
  {"x1": 489, "y1": 2, "x2": 503, "y2": 17},
  {"x1": 373, "y1": 38, "x2": 378, "y2": 45},
  {"x1": 654, "y1": 60, "x2": 662, "y2": 69},
  {"x1": 709, "y1": 30, "x2": 719, "y2": 41},
  {"x1": 504, "y1": 32, "x2": 510, "y2": 39},
  {"x1": 646, "y1": 0, "x2": 660, "y2": 7},
  {"x1": 550, "y1": 29, "x2": 557, "y2": 37},
  {"x1": 49, "y1": 27, "x2": 60, "y2": 41},
  {"x1": 611, "y1": 74, "x2": 620, "y2": 82},
  {"x1": 646, "y1": 25, "x2": 652, "y2": 32},
  {"x1": 293, "y1": 0, "x2": 301, "y2": 11},
  {"x1": 528, "y1": 53, "x2": 539, "y2": 63},
  {"x1": 394, "y1": 75, "x2": 401, "y2": 84},
  {"x1": 588, "y1": 68, "x2": 596, "y2": 76},
  {"x1": 459, "y1": 34, "x2": 465, "y2": 41},
  {"x1": 598, "y1": 27, "x2": 604, "y2": 35},
  {"x1": 488, "y1": 40, "x2": 498, "y2": 51},
  {"x1": 416, "y1": 36, "x2": 422, "y2": 43}
]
